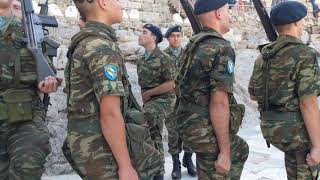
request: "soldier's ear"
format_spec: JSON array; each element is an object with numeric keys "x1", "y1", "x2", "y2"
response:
[
  {"x1": 213, "y1": 10, "x2": 221, "y2": 20},
  {"x1": 152, "y1": 35, "x2": 157, "y2": 43},
  {"x1": 97, "y1": 0, "x2": 107, "y2": 10}
]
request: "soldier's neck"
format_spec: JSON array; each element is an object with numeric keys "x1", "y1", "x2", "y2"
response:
[
  {"x1": 86, "y1": 15, "x2": 114, "y2": 26},
  {"x1": 0, "y1": 9, "x2": 12, "y2": 16},
  {"x1": 169, "y1": 46, "x2": 181, "y2": 50},
  {"x1": 144, "y1": 43, "x2": 157, "y2": 52},
  {"x1": 201, "y1": 23, "x2": 223, "y2": 35},
  {"x1": 278, "y1": 31, "x2": 300, "y2": 39}
]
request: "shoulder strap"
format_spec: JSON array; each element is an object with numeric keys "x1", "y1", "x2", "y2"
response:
[
  {"x1": 67, "y1": 29, "x2": 113, "y2": 60},
  {"x1": 175, "y1": 32, "x2": 224, "y2": 98}
]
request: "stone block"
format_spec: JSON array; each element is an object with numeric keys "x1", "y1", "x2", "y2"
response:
[
  {"x1": 143, "y1": 0, "x2": 155, "y2": 3},
  {"x1": 127, "y1": 1, "x2": 142, "y2": 9},
  {"x1": 311, "y1": 26, "x2": 320, "y2": 34}
]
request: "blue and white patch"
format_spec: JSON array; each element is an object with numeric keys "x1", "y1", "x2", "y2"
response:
[
  {"x1": 227, "y1": 59, "x2": 234, "y2": 74},
  {"x1": 0, "y1": 16, "x2": 8, "y2": 28},
  {"x1": 104, "y1": 64, "x2": 119, "y2": 81}
]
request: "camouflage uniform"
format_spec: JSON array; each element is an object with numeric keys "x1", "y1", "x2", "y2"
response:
[
  {"x1": 137, "y1": 47, "x2": 177, "y2": 175},
  {"x1": 249, "y1": 35, "x2": 320, "y2": 179},
  {"x1": 0, "y1": 16, "x2": 51, "y2": 180},
  {"x1": 163, "y1": 47, "x2": 192, "y2": 155},
  {"x1": 65, "y1": 21, "x2": 161, "y2": 180},
  {"x1": 164, "y1": 47, "x2": 182, "y2": 68},
  {"x1": 175, "y1": 28, "x2": 249, "y2": 179}
]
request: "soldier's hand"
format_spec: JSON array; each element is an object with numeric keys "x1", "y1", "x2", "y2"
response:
[
  {"x1": 306, "y1": 147, "x2": 320, "y2": 167},
  {"x1": 142, "y1": 91, "x2": 152, "y2": 103},
  {"x1": 118, "y1": 166, "x2": 139, "y2": 180},
  {"x1": 214, "y1": 153, "x2": 231, "y2": 174},
  {"x1": 38, "y1": 76, "x2": 59, "y2": 93}
]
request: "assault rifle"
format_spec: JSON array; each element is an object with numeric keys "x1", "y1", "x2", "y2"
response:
[
  {"x1": 252, "y1": 0, "x2": 278, "y2": 42},
  {"x1": 22, "y1": 0, "x2": 60, "y2": 108},
  {"x1": 179, "y1": 0, "x2": 202, "y2": 34},
  {"x1": 252, "y1": 0, "x2": 277, "y2": 148}
]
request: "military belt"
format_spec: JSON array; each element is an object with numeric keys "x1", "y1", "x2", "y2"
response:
[
  {"x1": 178, "y1": 101, "x2": 208, "y2": 112},
  {"x1": 261, "y1": 111, "x2": 302, "y2": 121}
]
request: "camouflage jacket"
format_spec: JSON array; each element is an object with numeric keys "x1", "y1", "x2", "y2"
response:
[
  {"x1": 0, "y1": 15, "x2": 40, "y2": 96},
  {"x1": 249, "y1": 35, "x2": 320, "y2": 112},
  {"x1": 66, "y1": 21, "x2": 127, "y2": 120},
  {"x1": 164, "y1": 47, "x2": 183, "y2": 68},
  {"x1": 176, "y1": 28, "x2": 235, "y2": 106},
  {"x1": 137, "y1": 47, "x2": 176, "y2": 99}
]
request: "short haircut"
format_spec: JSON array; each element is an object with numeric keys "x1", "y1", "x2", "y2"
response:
[{"x1": 73, "y1": 0, "x2": 95, "y2": 19}]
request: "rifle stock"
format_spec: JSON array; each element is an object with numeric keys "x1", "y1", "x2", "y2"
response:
[
  {"x1": 252, "y1": 0, "x2": 278, "y2": 42},
  {"x1": 179, "y1": 0, "x2": 202, "y2": 34}
]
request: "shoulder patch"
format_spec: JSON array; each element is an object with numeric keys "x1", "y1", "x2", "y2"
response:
[
  {"x1": 227, "y1": 59, "x2": 234, "y2": 74},
  {"x1": 104, "y1": 64, "x2": 119, "y2": 81},
  {"x1": 0, "y1": 16, "x2": 8, "y2": 28}
]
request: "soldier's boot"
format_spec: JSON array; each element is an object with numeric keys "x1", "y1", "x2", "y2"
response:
[
  {"x1": 171, "y1": 154, "x2": 181, "y2": 179},
  {"x1": 182, "y1": 152, "x2": 197, "y2": 177},
  {"x1": 153, "y1": 175, "x2": 164, "y2": 180}
]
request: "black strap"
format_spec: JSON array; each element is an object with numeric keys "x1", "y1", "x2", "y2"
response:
[
  {"x1": 262, "y1": 58, "x2": 270, "y2": 111},
  {"x1": 13, "y1": 51, "x2": 21, "y2": 87}
]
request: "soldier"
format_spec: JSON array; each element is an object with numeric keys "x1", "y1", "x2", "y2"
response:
[
  {"x1": 249, "y1": 1, "x2": 320, "y2": 178},
  {"x1": 164, "y1": 25, "x2": 183, "y2": 67},
  {"x1": 137, "y1": 23, "x2": 176, "y2": 180},
  {"x1": 175, "y1": 0, "x2": 249, "y2": 179},
  {"x1": 164, "y1": 24, "x2": 196, "y2": 179},
  {"x1": 0, "y1": 0, "x2": 60, "y2": 179},
  {"x1": 66, "y1": 0, "x2": 162, "y2": 179}
]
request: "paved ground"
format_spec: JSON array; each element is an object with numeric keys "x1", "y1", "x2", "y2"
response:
[{"x1": 42, "y1": 125, "x2": 288, "y2": 180}]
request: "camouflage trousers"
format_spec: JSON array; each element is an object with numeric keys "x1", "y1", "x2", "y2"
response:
[
  {"x1": 165, "y1": 114, "x2": 192, "y2": 155},
  {"x1": 176, "y1": 109, "x2": 249, "y2": 179},
  {"x1": 284, "y1": 151, "x2": 320, "y2": 180},
  {"x1": 144, "y1": 97, "x2": 176, "y2": 175},
  {"x1": 0, "y1": 110, "x2": 51, "y2": 180},
  {"x1": 269, "y1": 141, "x2": 320, "y2": 179},
  {"x1": 196, "y1": 135, "x2": 249, "y2": 180},
  {"x1": 62, "y1": 139, "x2": 84, "y2": 178},
  {"x1": 66, "y1": 118, "x2": 161, "y2": 180}
]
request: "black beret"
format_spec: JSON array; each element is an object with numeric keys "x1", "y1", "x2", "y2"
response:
[
  {"x1": 194, "y1": 0, "x2": 228, "y2": 15},
  {"x1": 270, "y1": 1, "x2": 307, "y2": 26},
  {"x1": 143, "y1": 23, "x2": 163, "y2": 44},
  {"x1": 164, "y1": 25, "x2": 182, "y2": 38}
]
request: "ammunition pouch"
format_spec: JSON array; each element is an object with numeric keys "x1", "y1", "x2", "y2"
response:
[
  {"x1": 125, "y1": 110, "x2": 162, "y2": 179},
  {"x1": 230, "y1": 103, "x2": 245, "y2": 134},
  {"x1": 126, "y1": 123, "x2": 150, "y2": 157},
  {"x1": 0, "y1": 89, "x2": 33, "y2": 123},
  {"x1": 260, "y1": 111, "x2": 310, "y2": 151},
  {"x1": 178, "y1": 100, "x2": 245, "y2": 134},
  {"x1": 125, "y1": 109, "x2": 146, "y2": 126}
]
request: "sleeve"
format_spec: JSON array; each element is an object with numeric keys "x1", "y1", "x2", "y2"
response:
[
  {"x1": 296, "y1": 51, "x2": 320, "y2": 100},
  {"x1": 209, "y1": 45, "x2": 235, "y2": 93},
  {"x1": 161, "y1": 55, "x2": 177, "y2": 81},
  {"x1": 87, "y1": 41, "x2": 126, "y2": 101}
]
